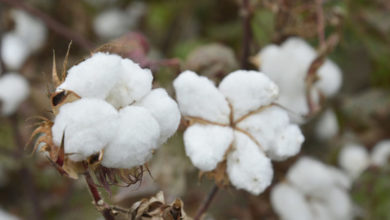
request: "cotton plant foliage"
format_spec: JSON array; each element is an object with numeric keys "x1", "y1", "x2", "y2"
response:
[
  {"x1": 254, "y1": 37, "x2": 342, "y2": 117},
  {"x1": 33, "y1": 52, "x2": 181, "y2": 179},
  {"x1": 173, "y1": 70, "x2": 304, "y2": 195},
  {"x1": 0, "y1": 73, "x2": 29, "y2": 115},
  {"x1": 271, "y1": 157, "x2": 353, "y2": 220}
]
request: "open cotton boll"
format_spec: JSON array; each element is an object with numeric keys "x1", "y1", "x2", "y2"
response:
[
  {"x1": 94, "y1": 9, "x2": 129, "y2": 39},
  {"x1": 271, "y1": 183, "x2": 312, "y2": 220},
  {"x1": 316, "y1": 61, "x2": 342, "y2": 97},
  {"x1": 173, "y1": 71, "x2": 230, "y2": 124},
  {"x1": 218, "y1": 70, "x2": 279, "y2": 120},
  {"x1": 11, "y1": 10, "x2": 47, "y2": 52},
  {"x1": 58, "y1": 53, "x2": 122, "y2": 99},
  {"x1": 0, "y1": 73, "x2": 29, "y2": 115},
  {"x1": 184, "y1": 124, "x2": 233, "y2": 171},
  {"x1": 106, "y1": 59, "x2": 152, "y2": 108},
  {"x1": 1, "y1": 33, "x2": 30, "y2": 70},
  {"x1": 52, "y1": 99, "x2": 119, "y2": 161},
  {"x1": 136, "y1": 89, "x2": 180, "y2": 144},
  {"x1": 315, "y1": 109, "x2": 339, "y2": 140},
  {"x1": 338, "y1": 144, "x2": 370, "y2": 179},
  {"x1": 323, "y1": 187, "x2": 353, "y2": 220},
  {"x1": 227, "y1": 132, "x2": 273, "y2": 195},
  {"x1": 268, "y1": 124, "x2": 304, "y2": 161},
  {"x1": 102, "y1": 106, "x2": 160, "y2": 169},
  {"x1": 371, "y1": 140, "x2": 390, "y2": 166}
]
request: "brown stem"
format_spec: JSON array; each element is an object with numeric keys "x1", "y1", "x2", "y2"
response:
[
  {"x1": 194, "y1": 184, "x2": 219, "y2": 220},
  {"x1": 84, "y1": 170, "x2": 115, "y2": 220},
  {"x1": 315, "y1": 0, "x2": 325, "y2": 46},
  {"x1": 240, "y1": 0, "x2": 252, "y2": 69},
  {"x1": 0, "y1": 0, "x2": 94, "y2": 50}
]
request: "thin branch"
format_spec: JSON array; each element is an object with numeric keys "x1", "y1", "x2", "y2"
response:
[
  {"x1": 194, "y1": 184, "x2": 219, "y2": 220},
  {"x1": 240, "y1": 0, "x2": 252, "y2": 69},
  {"x1": 315, "y1": 0, "x2": 325, "y2": 46},
  {"x1": 0, "y1": 0, "x2": 94, "y2": 50}
]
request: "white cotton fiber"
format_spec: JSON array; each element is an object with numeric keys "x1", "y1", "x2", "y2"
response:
[
  {"x1": 93, "y1": 9, "x2": 129, "y2": 39},
  {"x1": 316, "y1": 60, "x2": 343, "y2": 97},
  {"x1": 106, "y1": 59, "x2": 152, "y2": 108},
  {"x1": 0, "y1": 73, "x2": 29, "y2": 115},
  {"x1": 268, "y1": 124, "x2": 304, "y2": 161},
  {"x1": 136, "y1": 89, "x2": 181, "y2": 144},
  {"x1": 51, "y1": 99, "x2": 119, "y2": 161},
  {"x1": 338, "y1": 144, "x2": 370, "y2": 179},
  {"x1": 173, "y1": 71, "x2": 230, "y2": 124},
  {"x1": 102, "y1": 106, "x2": 160, "y2": 169},
  {"x1": 219, "y1": 70, "x2": 279, "y2": 120},
  {"x1": 271, "y1": 183, "x2": 313, "y2": 220},
  {"x1": 371, "y1": 140, "x2": 390, "y2": 167},
  {"x1": 1, "y1": 33, "x2": 30, "y2": 70},
  {"x1": 323, "y1": 187, "x2": 353, "y2": 220},
  {"x1": 315, "y1": 109, "x2": 339, "y2": 140},
  {"x1": 0, "y1": 208, "x2": 19, "y2": 220},
  {"x1": 58, "y1": 52, "x2": 122, "y2": 99},
  {"x1": 227, "y1": 132, "x2": 273, "y2": 195},
  {"x1": 184, "y1": 124, "x2": 233, "y2": 171}
]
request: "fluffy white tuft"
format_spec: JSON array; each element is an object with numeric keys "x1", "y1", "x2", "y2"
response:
[
  {"x1": 371, "y1": 140, "x2": 390, "y2": 167},
  {"x1": 93, "y1": 9, "x2": 130, "y2": 39},
  {"x1": 102, "y1": 106, "x2": 160, "y2": 169},
  {"x1": 173, "y1": 71, "x2": 230, "y2": 124},
  {"x1": 1, "y1": 33, "x2": 30, "y2": 70},
  {"x1": 51, "y1": 99, "x2": 119, "y2": 161},
  {"x1": 315, "y1": 109, "x2": 339, "y2": 140},
  {"x1": 338, "y1": 144, "x2": 370, "y2": 179},
  {"x1": 268, "y1": 124, "x2": 304, "y2": 161},
  {"x1": 136, "y1": 88, "x2": 181, "y2": 144},
  {"x1": 184, "y1": 124, "x2": 233, "y2": 171},
  {"x1": 0, "y1": 73, "x2": 29, "y2": 115},
  {"x1": 218, "y1": 70, "x2": 279, "y2": 120},
  {"x1": 227, "y1": 131, "x2": 273, "y2": 195}
]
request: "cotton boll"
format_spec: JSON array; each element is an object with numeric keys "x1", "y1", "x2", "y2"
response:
[
  {"x1": 315, "y1": 109, "x2": 339, "y2": 140},
  {"x1": 11, "y1": 10, "x2": 47, "y2": 52},
  {"x1": 218, "y1": 70, "x2": 279, "y2": 120},
  {"x1": 309, "y1": 201, "x2": 332, "y2": 220},
  {"x1": 136, "y1": 89, "x2": 181, "y2": 144},
  {"x1": 227, "y1": 131, "x2": 273, "y2": 195},
  {"x1": 371, "y1": 140, "x2": 390, "y2": 166},
  {"x1": 338, "y1": 144, "x2": 370, "y2": 179},
  {"x1": 268, "y1": 124, "x2": 304, "y2": 161},
  {"x1": 1, "y1": 33, "x2": 30, "y2": 70},
  {"x1": 271, "y1": 183, "x2": 312, "y2": 220},
  {"x1": 94, "y1": 9, "x2": 129, "y2": 39},
  {"x1": 316, "y1": 60, "x2": 342, "y2": 97},
  {"x1": 173, "y1": 71, "x2": 230, "y2": 124},
  {"x1": 102, "y1": 106, "x2": 160, "y2": 169},
  {"x1": 183, "y1": 124, "x2": 233, "y2": 171},
  {"x1": 106, "y1": 59, "x2": 152, "y2": 108},
  {"x1": 58, "y1": 53, "x2": 122, "y2": 99},
  {"x1": 0, "y1": 73, "x2": 29, "y2": 115},
  {"x1": 52, "y1": 99, "x2": 119, "y2": 161},
  {"x1": 287, "y1": 157, "x2": 335, "y2": 196},
  {"x1": 236, "y1": 106, "x2": 289, "y2": 152},
  {"x1": 322, "y1": 187, "x2": 353, "y2": 220}
]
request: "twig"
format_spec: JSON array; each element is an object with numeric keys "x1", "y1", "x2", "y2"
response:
[
  {"x1": 194, "y1": 184, "x2": 219, "y2": 220},
  {"x1": 0, "y1": 0, "x2": 94, "y2": 50},
  {"x1": 84, "y1": 168, "x2": 115, "y2": 220},
  {"x1": 315, "y1": 0, "x2": 325, "y2": 46},
  {"x1": 240, "y1": 0, "x2": 252, "y2": 69}
]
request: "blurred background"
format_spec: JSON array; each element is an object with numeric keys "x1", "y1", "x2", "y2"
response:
[{"x1": 0, "y1": 0, "x2": 389, "y2": 219}]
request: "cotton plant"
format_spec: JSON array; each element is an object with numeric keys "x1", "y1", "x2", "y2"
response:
[
  {"x1": 1, "y1": 10, "x2": 47, "y2": 70},
  {"x1": 339, "y1": 140, "x2": 390, "y2": 179},
  {"x1": 271, "y1": 157, "x2": 353, "y2": 220},
  {"x1": 253, "y1": 37, "x2": 342, "y2": 119},
  {"x1": 31, "y1": 52, "x2": 181, "y2": 185},
  {"x1": 173, "y1": 70, "x2": 304, "y2": 195},
  {"x1": 0, "y1": 73, "x2": 30, "y2": 116}
]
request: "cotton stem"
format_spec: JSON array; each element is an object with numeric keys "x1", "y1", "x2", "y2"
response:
[{"x1": 194, "y1": 184, "x2": 219, "y2": 220}]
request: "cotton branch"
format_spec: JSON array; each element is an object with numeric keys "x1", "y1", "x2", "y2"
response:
[
  {"x1": 0, "y1": 0, "x2": 94, "y2": 50},
  {"x1": 316, "y1": 0, "x2": 325, "y2": 46},
  {"x1": 194, "y1": 184, "x2": 219, "y2": 220},
  {"x1": 240, "y1": 0, "x2": 253, "y2": 69}
]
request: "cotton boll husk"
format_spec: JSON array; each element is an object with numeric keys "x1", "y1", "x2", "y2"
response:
[
  {"x1": 271, "y1": 183, "x2": 312, "y2": 220},
  {"x1": 0, "y1": 73, "x2": 29, "y2": 115},
  {"x1": 93, "y1": 9, "x2": 129, "y2": 39},
  {"x1": 268, "y1": 124, "x2": 304, "y2": 161},
  {"x1": 11, "y1": 10, "x2": 47, "y2": 52},
  {"x1": 183, "y1": 124, "x2": 233, "y2": 171},
  {"x1": 1, "y1": 33, "x2": 30, "y2": 70},
  {"x1": 287, "y1": 157, "x2": 335, "y2": 196},
  {"x1": 173, "y1": 71, "x2": 230, "y2": 124},
  {"x1": 315, "y1": 109, "x2": 339, "y2": 140},
  {"x1": 105, "y1": 59, "x2": 152, "y2": 108},
  {"x1": 58, "y1": 53, "x2": 122, "y2": 99},
  {"x1": 52, "y1": 99, "x2": 119, "y2": 161},
  {"x1": 227, "y1": 131, "x2": 273, "y2": 195},
  {"x1": 316, "y1": 60, "x2": 342, "y2": 97},
  {"x1": 218, "y1": 70, "x2": 279, "y2": 120},
  {"x1": 371, "y1": 140, "x2": 390, "y2": 166},
  {"x1": 338, "y1": 144, "x2": 370, "y2": 179},
  {"x1": 102, "y1": 106, "x2": 160, "y2": 169},
  {"x1": 322, "y1": 187, "x2": 353, "y2": 220},
  {"x1": 136, "y1": 88, "x2": 181, "y2": 144}
]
